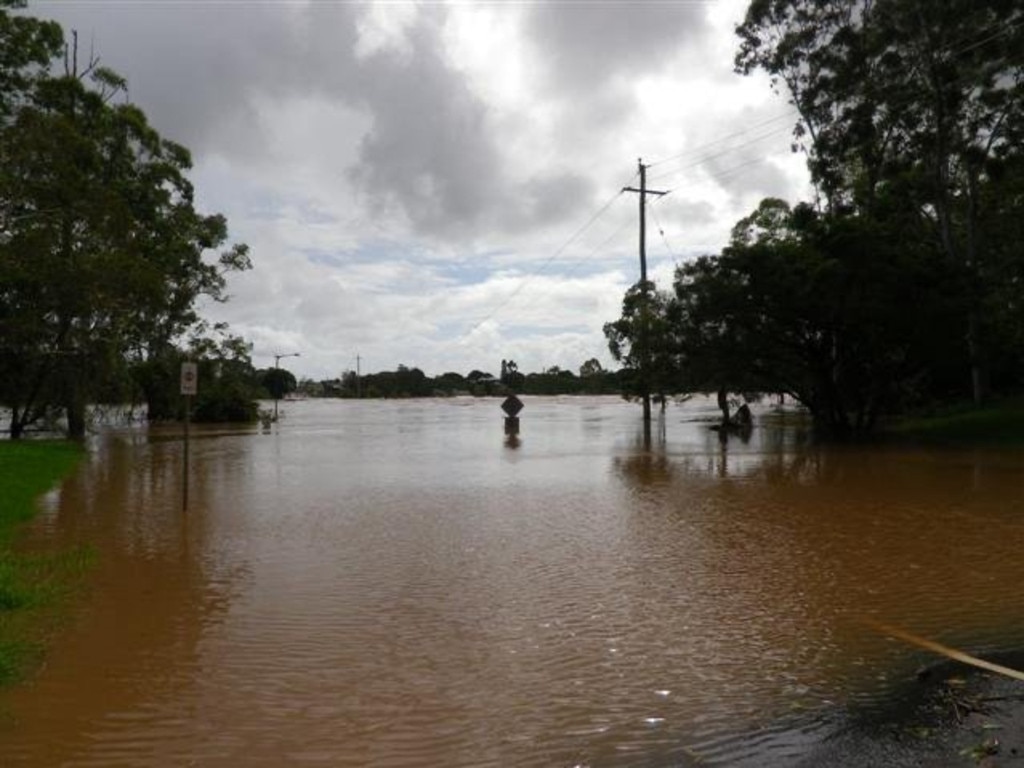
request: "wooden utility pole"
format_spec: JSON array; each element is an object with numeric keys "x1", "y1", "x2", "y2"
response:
[{"x1": 623, "y1": 159, "x2": 667, "y2": 438}]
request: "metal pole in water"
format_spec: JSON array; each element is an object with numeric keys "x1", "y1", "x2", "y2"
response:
[
  {"x1": 180, "y1": 361, "x2": 198, "y2": 512},
  {"x1": 183, "y1": 393, "x2": 190, "y2": 511},
  {"x1": 272, "y1": 351, "x2": 301, "y2": 421}
]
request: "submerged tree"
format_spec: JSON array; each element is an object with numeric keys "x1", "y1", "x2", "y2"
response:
[
  {"x1": 604, "y1": 280, "x2": 685, "y2": 408},
  {"x1": 669, "y1": 199, "x2": 964, "y2": 436},
  {"x1": 187, "y1": 329, "x2": 261, "y2": 423},
  {"x1": 261, "y1": 367, "x2": 298, "y2": 402}
]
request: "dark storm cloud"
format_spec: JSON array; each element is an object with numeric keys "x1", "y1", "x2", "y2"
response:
[
  {"x1": 703, "y1": 152, "x2": 794, "y2": 203},
  {"x1": 525, "y1": 1, "x2": 710, "y2": 89},
  {"x1": 347, "y1": 15, "x2": 597, "y2": 241},
  {"x1": 32, "y1": 2, "x2": 748, "y2": 244},
  {"x1": 341, "y1": 8, "x2": 597, "y2": 240},
  {"x1": 345, "y1": 10, "x2": 507, "y2": 238},
  {"x1": 32, "y1": 1, "x2": 596, "y2": 241},
  {"x1": 32, "y1": 2, "x2": 364, "y2": 155},
  {"x1": 668, "y1": 199, "x2": 717, "y2": 229},
  {"x1": 518, "y1": 173, "x2": 593, "y2": 228}
]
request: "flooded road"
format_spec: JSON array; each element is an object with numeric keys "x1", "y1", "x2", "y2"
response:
[{"x1": 3, "y1": 396, "x2": 1024, "y2": 766}]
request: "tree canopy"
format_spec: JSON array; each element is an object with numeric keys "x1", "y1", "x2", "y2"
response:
[
  {"x1": 678, "y1": 201, "x2": 964, "y2": 434},
  {"x1": 261, "y1": 367, "x2": 298, "y2": 401},
  {"x1": 736, "y1": 0, "x2": 1024, "y2": 404},
  {"x1": 606, "y1": 0, "x2": 1024, "y2": 436},
  {"x1": 0, "y1": 4, "x2": 250, "y2": 436}
]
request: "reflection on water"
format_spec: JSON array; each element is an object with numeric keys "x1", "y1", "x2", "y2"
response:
[{"x1": 3, "y1": 396, "x2": 1024, "y2": 766}]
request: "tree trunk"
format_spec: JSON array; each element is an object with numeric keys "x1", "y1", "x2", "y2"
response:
[
  {"x1": 64, "y1": 371, "x2": 87, "y2": 439},
  {"x1": 964, "y1": 165, "x2": 988, "y2": 406},
  {"x1": 65, "y1": 398, "x2": 86, "y2": 439},
  {"x1": 716, "y1": 387, "x2": 731, "y2": 426},
  {"x1": 967, "y1": 310, "x2": 988, "y2": 406}
]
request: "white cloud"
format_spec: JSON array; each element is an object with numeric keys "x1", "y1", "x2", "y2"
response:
[
  {"x1": 354, "y1": 1, "x2": 420, "y2": 62},
  {"x1": 31, "y1": 0, "x2": 810, "y2": 381}
]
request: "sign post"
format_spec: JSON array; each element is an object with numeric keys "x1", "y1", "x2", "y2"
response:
[
  {"x1": 501, "y1": 395, "x2": 523, "y2": 436},
  {"x1": 180, "y1": 362, "x2": 198, "y2": 511}
]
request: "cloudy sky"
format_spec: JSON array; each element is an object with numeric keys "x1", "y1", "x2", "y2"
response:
[{"x1": 33, "y1": 0, "x2": 810, "y2": 381}]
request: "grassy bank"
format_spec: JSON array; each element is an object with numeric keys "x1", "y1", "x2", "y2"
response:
[
  {"x1": 887, "y1": 398, "x2": 1024, "y2": 445},
  {"x1": 0, "y1": 441, "x2": 89, "y2": 685}
]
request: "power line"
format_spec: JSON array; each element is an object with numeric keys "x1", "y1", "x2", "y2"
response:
[
  {"x1": 648, "y1": 17, "x2": 1022, "y2": 196},
  {"x1": 647, "y1": 11, "x2": 1021, "y2": 190},
  {"x1": 646, "y1": 109, "x2": 798, "y2": 169},
  {"x1": 705, "y1": 154, "x2": 776, "y2": 185},
  {"x1": 459, "y1": 9, "x2": 1022, "y2": 346},
  {"x1": 939, "y1": 15, "x2": 1024, "y2": 59},
  {"x1": 560, "y1": 217, "x2": 634, "y2": 280},
  {"x1": 463, "y1": 184, "x2": 629, "y2": 336},
  {"x1": 647, "y1": 121, "x2": 795, "y2": 185}
]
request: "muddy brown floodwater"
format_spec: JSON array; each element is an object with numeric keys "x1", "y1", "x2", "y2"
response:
[{"x1": 3, "y1": 396, "x2": 1024, "y2": 766}]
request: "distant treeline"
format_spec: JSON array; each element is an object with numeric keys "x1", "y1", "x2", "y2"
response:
[{"x1": 299, "y1": 360, "x2": 623, "y2": 399}]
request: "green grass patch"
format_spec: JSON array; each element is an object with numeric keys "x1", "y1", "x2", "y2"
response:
[
  {"x1": 0, "y1": 441, "x2": 83, "y2": 537},
  {"x1": 0, "y1": 548, "x2": 94, "y2": 686},
  {"x1": 887, "y1": 398, "x2": 1024, "y2": 445},
  {"x1": 0, "y1": 440, "x2": 88, "y2": 686}
]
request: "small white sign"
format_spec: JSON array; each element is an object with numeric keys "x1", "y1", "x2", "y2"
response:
[{"x1": 180, "y1": 362, "x2": 198, "y2": 396}]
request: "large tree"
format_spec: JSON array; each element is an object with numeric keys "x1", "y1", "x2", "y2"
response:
[
  {"x1": 735, "y1": 0, "x2": 1024, "y2": 403},
  {"x1": 668, "y1": 199, "x2": 964, "y2": 436},
  {"x1": 0, "y1": 7, "x2": 249, "y2": 437}
]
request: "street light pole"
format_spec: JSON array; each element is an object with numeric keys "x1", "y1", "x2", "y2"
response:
[{"x1": 272, "y1": 352, "x2": 300, "y2": 421}]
